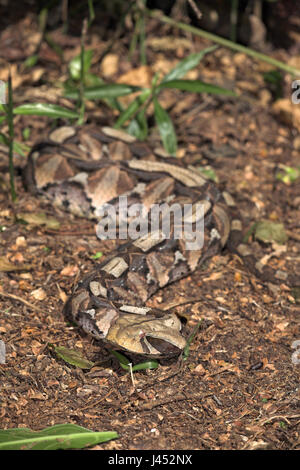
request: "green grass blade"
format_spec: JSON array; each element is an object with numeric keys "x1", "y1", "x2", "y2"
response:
[
  {"x1": 7, "y1": 72, "x2": 16, "y2": 202},
  {"x1": 183, "y1": 320, "x2": 202, "y2": 361},
  {"x1": 65, "y1": 84, "x2": 141, "y2": 100},
  {"x1": 110, "y1": 350, "x2": 158, "y2": 371},
  {"x1": 0, "y1": 133, "x2": 30, "y2": 157},
  {"x1": 159, "y1": 79, "x2": 236, "y2": 96},
  {"x1": 50, "y1": 345, "x2": 95, "y2": 369},
  {"x1": 162, "y1": 46, "x2": 218, "y2": 83},
  {"x1": 69, "y1": 49, "x2": 93, "y2": 81},
  {"x1": 13, "y1": 103, "x2": 78, "y2": 119},
  {"x1": 153, "y1": 97, "x2": 177, "y2": 156},
  {"x1": 127, "y1": 109, "x2": 148, "y2": 140},
  {"x1": 0, "y1": 424, "x2": 118, "y2": 450},
  {"x1": 114, "y1": 88, "x2": 151, "y2": 129}
]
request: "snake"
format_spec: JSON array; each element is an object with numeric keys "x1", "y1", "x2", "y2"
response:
[{"x1": 23, "y1": 125, "x2": 296, "y2": 357}]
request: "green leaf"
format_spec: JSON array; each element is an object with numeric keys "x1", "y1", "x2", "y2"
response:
[
  {"x1": 23, "y1": 54, "x2": 39, "y2": 68},
  {"x1": 51, "y1": 345, "x2": 95, "y2": 369},
  {"x1": 65, "y1": 84, "x2": 141, "y2": 100},
  {"x1": 183, "y1": 320, "x2": 202, "y2": 361},
  {"x1": 254, "y1": 220, "x2": 288, "y2": 245},
  {"x1": 127, "y1": 109, "x2": 148, "y2": 140},
  {"x1": 0, "y1": 133, "x2": 30, "y2": 157},
  {"x1": 0, "y1": 103, "x2": 7, "y2": 114},
  {"x1": 13, "y1": 103, "x2": 78, "y2": 119},
  {"x1": 159, "y1": 79, "x2": 236, "y2": 96},
  {"x1": 114, "y1": 88, "x2": 151, "y2": 129},
  {"x1": 91, "y1": 251, "x2": 103, "y2": 260},
  {"x1": 17, "y1": 212, "x2": 60, "y2": 230},
  {"x1": 110, "y1": 350, "x2": 158, "y2": 371},
  {"x1": 197, "y1": 166, "x2": 218, "y2": 182},
  {"x1": 276, "y1": 165, "x2": 300, "y2": 184},
  {"x1": 153, "y1": 97, "x2": 177, "y2": 156},
  {"x1": 0, "y1": 424, "x2": 118, "y2": 450},
  {"x1": 69, "y1": 50, "x2": 93, "y2": 80},
  {"x1": 291, "y1": 287, "x2": 300, "y2": 304},
  {"x1": 22, "y1": 127, "x2": 31, "y2": 140},
  {"x1": 162, "y1": 46, "x2": 218, "y2": 83}
]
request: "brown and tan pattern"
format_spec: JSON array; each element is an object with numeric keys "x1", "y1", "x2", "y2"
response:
[{"x1": 23, "y1": 126, "x2": 294, "y2": 357}]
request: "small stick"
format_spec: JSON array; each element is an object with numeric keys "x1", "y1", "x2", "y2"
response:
[{"x1": 0, "y1": 291, "x2": 43, "y2": 313}]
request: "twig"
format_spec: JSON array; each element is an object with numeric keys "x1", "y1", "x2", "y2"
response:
[
  {"x1": 0, "y1": 291, "x2": 44, "y2": 313},
  {"x1": 128, "y1": 362, "x2": 136, "y2": 389},
  {"x1": 187, "y1": 0, "x2": 202, "y2": 21}
]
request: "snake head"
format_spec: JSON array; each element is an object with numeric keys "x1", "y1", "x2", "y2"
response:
[{"x1": 106, "y1": 312, "x2": 187, "y2": 357}]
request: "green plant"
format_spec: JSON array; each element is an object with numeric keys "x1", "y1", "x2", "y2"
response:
[
  {"x1": 0, "y1": 424, "x2": 118, "y2": 450},
  {"x1": 129, "y1": 0, "x2": 147, "y2": 64},
  {"x1": 65, "y1": 46, "x2": 236, "y2": 155},
  {"x1": 110, "y1": 349, "x2": 159, "y2": 372},
  {"x1": 0, "y1": 75, "x2": 79, "y2": 201}
]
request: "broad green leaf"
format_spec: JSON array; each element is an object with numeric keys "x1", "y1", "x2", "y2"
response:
[
  {"x1": 0, "y1": 103, "x2": 7, "y2": 114},
  {"x1": 13, "y1": 103, "x2": 78, "y2": 119},
  {"x1": 22, "y1": 127, "x2": 31, "y2": 140},
  {"x1": 162, "y1": 46, "x2": 218, "y2": 83},
  {"x1": 0, "y1": 423, "x2": 118, "y2": 450},
  {"x1": 276, "y1": 165, "x2": 300, "y2": 184},
  {"x1": 23, "y1": 54, "x2": 39, "y2": 68},
  {"x1": 51, "y1": 345, "x2": 95, "y2": 369},
  {"x1": 0, "y1": 133, "x2": 30, "y2": 157},
  {"x1": 17, "y1": 212, "x2": 60, "y2": 230},
  {"x1": 0, "y1": 116, "x2": 6, "y2": 124},
  {"x1": 291, "y1": 287, "x2": 300, "y2": 304},
  {"x1": 69, "y1": 50, "x2": 93, "y2": 80},
  {"x1": 159, "y1": 79, "x2": 236, "y2": 96},
  {"x1": 255, "y1": 220, "x2": 288, "y2": 244},
  {"x1": 84, "y1": 72, "x2": 105, "y2": 87},
  {"x1": 110, "y1": 350, "x2": 158, "y2": 371},
  {"x1": 65, "y1": 84, "x2": 141, "y2": 100},
  {"x1": 153, "y1": 97, "x2": 177, "y2": 156},
  {"x1": 197, "y1": 166, "x2": 218, "y2": 182},
  {"x1": 114, "y1": 88, "x2": 151, "y2": 129},
  {"x1": 127, "y1": 109, "x2": 148, "y2": 140},
  {"x1": 91, "y1": 251, "x2": 103, "y2": 260}
]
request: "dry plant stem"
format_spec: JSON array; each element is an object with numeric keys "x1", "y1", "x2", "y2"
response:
[
  {"x1": 0, "y1": 292, "x2": 42, "y2": 313},
  {"x1": 187, "y1": 0, "x2": 202, "y2": 20}
]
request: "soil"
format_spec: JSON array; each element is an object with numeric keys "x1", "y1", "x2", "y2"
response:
[{"x1": 0, "y1": 2, "x2": 299, "y2": 450}]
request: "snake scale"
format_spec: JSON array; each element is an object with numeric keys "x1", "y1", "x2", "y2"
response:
[{"x1": 23, "y1": 125, "x2": 295, "y2": 357}]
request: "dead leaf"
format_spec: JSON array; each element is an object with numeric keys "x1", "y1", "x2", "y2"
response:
[
  {"x1": 0, "y1": 256, "x2": 32, "y2": 272},
  {"x1": 255, "y1": 220, "x2": 288, "y2": 244},
  {"x1": 30, "y1": 287, "x2": 47, "y2": 301},
  {"x1": 100, "y1": 53, "x2": 119, "y2": 78},
  {"x1": 17, "y1": 212, "x2": 60, "y2": 230},
  {"x1": 60, "y1": 265, "x2": 79, "y2": 277}
]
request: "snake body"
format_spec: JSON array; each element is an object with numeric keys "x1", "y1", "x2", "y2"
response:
[{"x1": 23, "y1": 126, "x2": 293, "y2": 357}]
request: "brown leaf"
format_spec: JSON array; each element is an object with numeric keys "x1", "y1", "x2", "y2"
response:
[
  {"x1": 60, "y1": 265, "x2": 79, "y2": 276},
  {"x1": 0, "y1": 256, "x2": 32, "y2": 272}
]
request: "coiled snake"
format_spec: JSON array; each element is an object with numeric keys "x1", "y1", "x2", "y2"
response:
[{"x1": 23, "y1": 125, "x2": 295, "y2": 357}]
